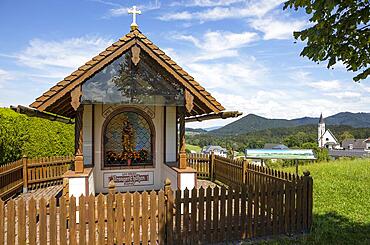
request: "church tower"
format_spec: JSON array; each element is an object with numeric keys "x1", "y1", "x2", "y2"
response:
[{"x1": 318, "y1": 113, "x2": 325, "y2": 148}]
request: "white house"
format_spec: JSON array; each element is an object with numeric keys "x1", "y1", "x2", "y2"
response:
[
  {"x1": 202, "y1": 145, "x2": 228, "y2": 157},
  {"x1": 318, "y1": 114, "x2": 340, "y2": 149},
  {"x1": 29, "y1": 18, "x2": 241, "y2": 198}
]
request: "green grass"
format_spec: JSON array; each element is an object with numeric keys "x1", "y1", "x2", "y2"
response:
[
  {"x1": 264, "y1": 159, "x2": 370, "y2": 244},
  {"x1": 186, "y1": 144, "x2": 202, "y2": 153}
]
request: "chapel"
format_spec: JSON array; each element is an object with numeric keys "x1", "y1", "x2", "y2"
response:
[
  {"x1": 317, "y1": 113, "x2": 339, "y2": 149},
  {"x1": 29, "y1": 10, "x2": 241, "y2": 196}
]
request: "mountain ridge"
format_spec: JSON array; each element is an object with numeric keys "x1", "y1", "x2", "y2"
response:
[{"x1": 208, "y1": 112, "x2": 370, "y2": 135}]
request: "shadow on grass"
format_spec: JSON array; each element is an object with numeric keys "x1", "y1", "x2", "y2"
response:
[{"x1": 256, "y1": 212, "x2": 370, "y2": 245}]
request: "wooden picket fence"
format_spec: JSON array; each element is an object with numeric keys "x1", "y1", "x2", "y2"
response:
[
  {"x1": 187, "y1": 153, "x2": 303, "y2": 186},
  {"x1": 0, "y1": 175, "x2": 313, "y2": 244},
  {"x1": 0, "y1": 156, "x2": 73, "y2": 200},
  {"x1": 214, "y1": 155, "x2": 245, "y2": 187},
  {"x1": 0, "y1": 160, "x2": 23, "y2": 201},
  {"x1": 186, "y1": 153, "x2": 211, "y2": 179}
]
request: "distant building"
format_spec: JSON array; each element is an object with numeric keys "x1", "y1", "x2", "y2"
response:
[
  {"x1": 318, "y1": 114, "x2": 340, "y2": 149},
  {"x1": 329, "y1": 149, "x2": 370, "y2": 159},
  {"x1": 342, "y1": 138, "x2": 370, "y2": 151},
  {"x1": 202, "y1": 145, "x2": 227, "y2": 157},
  {"x1": 263, "y1": 143, "x2": 289, "y2": 150}
]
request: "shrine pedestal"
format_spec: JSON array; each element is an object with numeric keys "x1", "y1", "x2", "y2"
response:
[
  {"x1": 172, "y1": 167, "x2": 197, "y2": 190},
  {"x1": 63, "y1": 168, "x2": 95, "y2": 203}
]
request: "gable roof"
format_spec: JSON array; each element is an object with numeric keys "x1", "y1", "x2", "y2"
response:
[
  {"x1": 202, "y1": 145, "x2": 227, "y2": 153},
  {"x1": 319, "y1": 129, "x2": 339, "y2": 144},
  {"x1": 342, "y1": 139, "x2": 367, "y2": 149},
  {"x1": 30, "y1": 29, "x2": 225, "y2": 118}
]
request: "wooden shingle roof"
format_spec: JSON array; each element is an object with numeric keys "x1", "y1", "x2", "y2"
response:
[{"x1": 30, "y1": 29, "x2": 225, "y2": 118}]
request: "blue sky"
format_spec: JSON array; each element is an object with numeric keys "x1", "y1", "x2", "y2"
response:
[{"x1": 0, "y1": 0, "x2": 369, "y2": 128}]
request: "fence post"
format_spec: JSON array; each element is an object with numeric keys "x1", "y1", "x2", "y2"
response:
[
  {"x1": 210, "y1": 152, "x2": 215, "y2": 181},
  {"x1": 242, "y1": 159, "x2": 248, "y2": 184},
  {"x1": 108, "y1": 179, "x2": 116, "y2": 195},
  {"x1": 22, "y1": 155, "x2": 28, "y2": 193},
  {"x1": 164, "y1": 178, "x2": 173, "y2": 245},
  {"x1": 303, "y1": 170, "x2": 313, "y2": 231}
]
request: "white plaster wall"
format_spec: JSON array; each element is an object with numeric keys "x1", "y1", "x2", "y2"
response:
[
  {"x1": 165, "y1": 106, "x2": 177, "y2": 163},
  {"x1": 88, "y1": 172, "x2": 95, "y2": 195},
  {"x1": 93, "y1": 104, "x2": 166, "y2": 193},
  {"x1": 179, "y1": 173, "x2": 196, "y2": 191},
  {"x1": 322, "y1": 131, "x2": 337, "y2": 145},
  {"x1": 161, "y1": 164, "x2": 178, "y2": 190},
  {"x1": 69, "y1": 177, "x2": 86, "y2": 200},
  {"x1": 83, "y1": 105, "x2": 93, "y2": 166}
]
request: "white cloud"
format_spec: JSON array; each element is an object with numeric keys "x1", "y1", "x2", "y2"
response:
[
  {"x1": 0, "y1": 69, "x2": 13, "y2": 88},
  {"x1": 325, "y1": 91, "x2": 361, "y2": 99},
  {"x1": 15, "y1": 36, "x2": 113, "y2": 71},
  {"x1": 109, "y1": 0, "x2": 160, "y2": 17},
  {"x1": 171, "y1": 0, "x2": 245, "y2": 7},
  {"x1": 174, "y1": 30, "x2": 259, "y2": 61},
  {"x1": 187, "y1": 60, "x2": 267, "y2": 89},
  {"x1": 308, "y1": 80, "x2": 342, "y2": 91},
  {"x1": 159, "y1": 0, "x2": 284, "y2": 21},
  {"x1": 249, "y1": 17, "x2": 307, "y2": 40}
]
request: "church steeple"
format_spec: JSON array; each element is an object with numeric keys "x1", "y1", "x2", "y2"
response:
[
  {"x1": 319, "y1": 113, "x2": 324, "y2": 124},
  {"x1": 318, "y1": 113, "x2": 326, "y2": 148}
]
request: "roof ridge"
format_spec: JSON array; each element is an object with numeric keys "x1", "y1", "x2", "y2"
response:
[{"x1": 31, "y1": 30, "x2": 225, "y2": 113}]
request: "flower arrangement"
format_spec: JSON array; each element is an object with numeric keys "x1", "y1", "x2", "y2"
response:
[{"x1": 106, "y1": 149, "x2": 149, "y2": 165}]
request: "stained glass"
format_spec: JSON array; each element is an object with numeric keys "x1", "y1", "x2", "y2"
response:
[
  {"x1": 81, "y1": 50, "x2": 184, "y2": 105},
  {"x1": 104, "y1": 111, "x2": 153, "y2": 167}
]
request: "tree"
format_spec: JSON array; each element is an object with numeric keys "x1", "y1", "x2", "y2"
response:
[
  {"x1": 284, "y1": 0, "x2": 370, "y2": 81},
  {"x1": 340, "y1": 131, "x2": 354, "y2": 141}
]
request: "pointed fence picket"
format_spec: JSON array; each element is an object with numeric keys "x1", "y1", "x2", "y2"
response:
[{"x1": 0, "y1": 154, "x2": 312, "y2": 244}]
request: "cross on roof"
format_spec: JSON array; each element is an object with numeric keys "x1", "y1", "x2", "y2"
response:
[{"x1": 128, "y1": 6, "x2": 141, "y2": 30}]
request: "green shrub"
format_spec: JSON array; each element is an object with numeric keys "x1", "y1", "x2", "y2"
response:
[{"x1": 0, "y1": 108, "x2": 74, "y2": 165}]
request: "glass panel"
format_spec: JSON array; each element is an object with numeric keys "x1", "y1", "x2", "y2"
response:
[
  {"x1": 81, "y1": 50, "x2": 184, "y2": 105},
  {"x1": 104, "y1": 111, "x2": 153, "y2": 167}
]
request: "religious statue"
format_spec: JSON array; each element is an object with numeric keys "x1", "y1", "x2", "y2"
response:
[{"x1": 122, "y1": 117, "x2": 135, "y2": 153}]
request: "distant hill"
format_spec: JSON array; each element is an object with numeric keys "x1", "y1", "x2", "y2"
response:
[
  {"x1": 185, "y1": 128, "x2": 208, "y2": 135},
  {"x1": 210, "y1": 112, "x2": 370, "y2": 135},
  {"x1": 204, "y1": 126, "x2": 222, "y2": 131}
]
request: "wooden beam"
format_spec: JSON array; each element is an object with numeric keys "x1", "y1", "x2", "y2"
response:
[
  {"x1": 74, "y1": 106, "x2": 84, "y2": 173},
  {"x1": 185, "y1": 111, "x2": 243, "y2": 123},
  {"x1": 10, "y1": 105, "x2": 73, "y2": 124},
  {"x1": 178, "y1": 106, "x2": 187, "y2": 169}
]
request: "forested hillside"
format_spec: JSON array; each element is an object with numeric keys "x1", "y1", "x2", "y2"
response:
[
  {"x1": 211, "y1": 112, "x2": 370, "y2": 135},
  {"x1": 0, "y1": 108, "x2": 74, "y2": 165},
  {"x1": 187, "y1": 124, "x2": 370, "y2": 153}
]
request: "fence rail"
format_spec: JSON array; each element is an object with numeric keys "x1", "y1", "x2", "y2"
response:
[{"x1": 0, "y1": 156, "x2": 73, "y2": 200}]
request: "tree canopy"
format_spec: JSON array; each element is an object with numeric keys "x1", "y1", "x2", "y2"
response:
[{"x1": 284, "y1": 0, "x2": 369, "y2": 81}]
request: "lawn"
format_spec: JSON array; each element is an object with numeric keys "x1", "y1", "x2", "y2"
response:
[
  {"x1": 186, "y1": 144, "x2": 202, "y2": 153},
  {"x1": 265, "y1": 159, "x2": 370, "y2": 244}
]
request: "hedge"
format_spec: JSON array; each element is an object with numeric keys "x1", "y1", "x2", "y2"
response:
[{"x1": 0, "y1": 108, "x2": 74, "y2": 165}]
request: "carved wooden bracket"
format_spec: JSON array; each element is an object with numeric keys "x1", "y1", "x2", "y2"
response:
[
  {"x1": 185, "y1": 90, "x2": 194, "y2": 113},
  {"x1": 71, "y1": 85, "x2": 82, "y2": 111},
  {"x1": 131, "y1": 45, "x2": 141, "y2": 66}
]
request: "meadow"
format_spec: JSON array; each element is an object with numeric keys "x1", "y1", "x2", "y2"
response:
[{"x1": 264, "y1": 159, "x2": 370, "y2": 244}]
